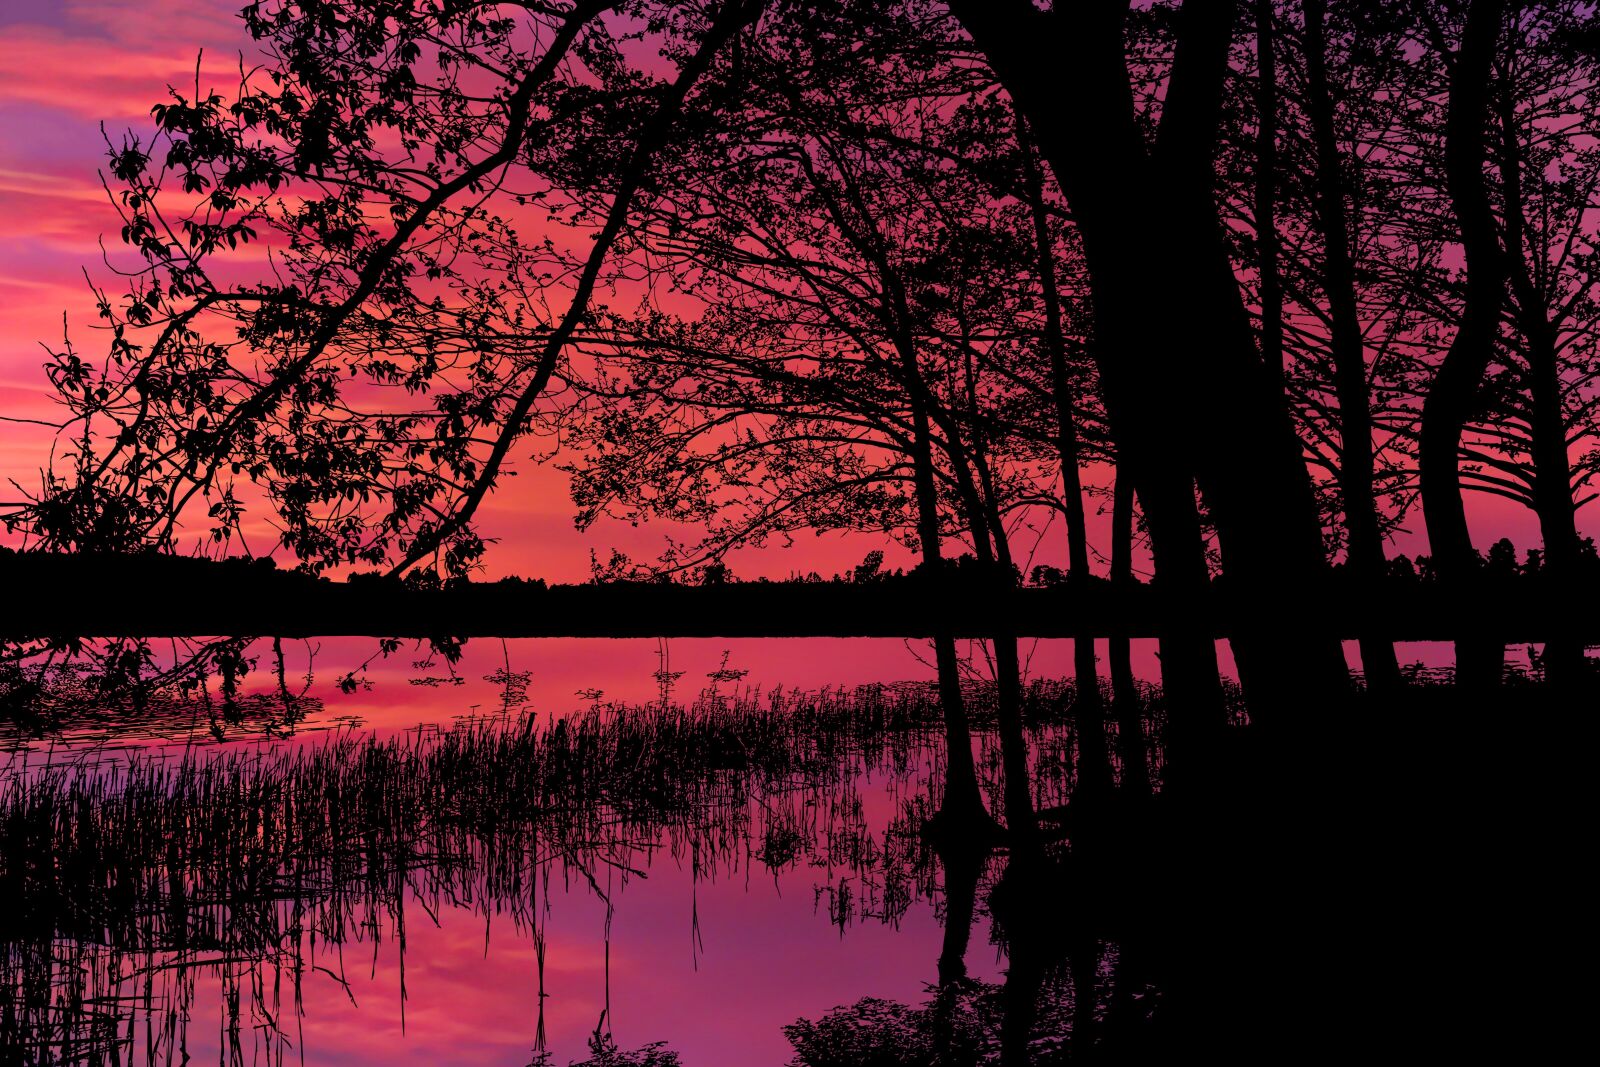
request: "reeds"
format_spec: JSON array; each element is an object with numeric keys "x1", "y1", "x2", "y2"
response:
[{"x1": 0, "y1": 678, "x2": 1118, "y2": 1065}]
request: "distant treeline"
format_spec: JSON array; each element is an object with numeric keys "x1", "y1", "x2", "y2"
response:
[{"x1": 0, "y1": 545, "x2": 1587, "y2": 640}]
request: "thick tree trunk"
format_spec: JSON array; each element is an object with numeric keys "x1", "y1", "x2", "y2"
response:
[
  {"x1": 1142, "y1": 467, "x2": 1228, "y2": 791},
  {"x1": 1154, "y1": 0, "x2": 1351, "y2": 728},
  {"x1": 1302, "y1": 0, "x2": 1404, "y2": 692},
  {"x1": 952, "y1": 2, "x2": 1229, "y2": 782},
  {"x1": 1420, "y1": 0, "x2": 1509, "y2": 690},
  {"x1": 952, "y1": 0, "x2": 1347, "y2": 753}
]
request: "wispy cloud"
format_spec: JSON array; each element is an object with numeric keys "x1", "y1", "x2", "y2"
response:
[{"x1": 0, "y1": 2, "x2": 258, "y2": 121}]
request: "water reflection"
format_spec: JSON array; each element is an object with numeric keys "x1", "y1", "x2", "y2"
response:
[
  {"x1": 3, "y1": 642, "x2": 1144, "y2": 1065},
  {"x1": 2, "y1": 636, "x2": 1502, "y2": 1063}
]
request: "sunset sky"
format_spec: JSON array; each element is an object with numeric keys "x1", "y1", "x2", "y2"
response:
[{"x1": 0, "y1": 0, "x2": 1573, "y2": 581}]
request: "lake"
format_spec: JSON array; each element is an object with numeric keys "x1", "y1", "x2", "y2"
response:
[{"x1": 0, "y1": 636, "x2": 1536, "y2": 1064}]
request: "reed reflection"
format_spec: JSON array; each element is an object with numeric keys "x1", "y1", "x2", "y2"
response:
[{"x1": 1, "y1": 670, "x2": 1117, "y2": 1065}]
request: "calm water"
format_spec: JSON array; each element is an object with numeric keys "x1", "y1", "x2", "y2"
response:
[{"x1": 0, "y1": 636, "x2": 1508, "y2": 1064}]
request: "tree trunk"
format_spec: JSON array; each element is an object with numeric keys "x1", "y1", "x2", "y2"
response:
[
  {"x1": 932, "y1": 631, "x2": 989, "y2": 830},
  {"x1": 993, "y1": 631, "x2": 1041, "y2": 843},
  {"x1": 935, "y1": 839, "x2": 984, "y2": 988},
  {"x1": 949, "y1": 427, "x2": 1047, "y2": 840},
  {"x1": 816, "y1": 147, "x2": 1004, "y2": 837},
  {"x1": 1154, "y1": 0, "x2": 1351, "y2": 729},
  {"x1": 951, "y1": 0, "x2": 1347, "y2": 753},
  {"x1": 1420, "y1": 0, "x2": 1509, "y2": 690},
  {"x1": 1302, "y1": 0, "x2": 1404, "y2": 693},
  {"x1": 905, "y1": 362, "x2": 991, "y2": 830},
  {"x1": 1496, "y1": 80, "x2": 1586, "y2": 687},
  {"x1": 1110, "y1": 469, "x2": 1150, "y2": 796},
  {"x1": 931, "y1": 836, "x2": 986, "y2": 1061},
  {"x1": 1522, "y1": 316, "x2": 1585, "y2": 684},
  {"x1": 998, "y1": 908, "x2": 1045, "y2": 1067},
  {"x1": 1018, "y1": 126, "x2": 1114, "y2": 803}
]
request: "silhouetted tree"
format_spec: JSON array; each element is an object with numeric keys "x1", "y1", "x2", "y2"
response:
[
  {"x1": 1107, "y1": 466, "x2": 1149, "y2": 796},
  {"x1": 1296, "y1": 0, "x2": 1407, "y2": 688},
  {"x1": 1016, "y1": 116, "x2": 1116, "y2": 800},
  {"x1": 949, "y1": 1, "x2": 1365, "y2": 788},
  {"x1": 1418, "y1": 0, "x2": 1512, "y2": 687},
  {"x1": 1483, "y1": 1, "x2": 1600, "y2": 684},
  {"x1": 14, "y1": 0, "x2": 764, "y2": 582},
  {"x1": 555, "y1": 4, "x2": 1035, "y2": 832}
]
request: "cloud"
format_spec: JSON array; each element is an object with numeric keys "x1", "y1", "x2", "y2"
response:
[
  {"x1": 0, "y1": 166, "x2": 120, "y2": 247},
  {"x1": 0, "y1": 2, "x2": 259, "y2": 122}
]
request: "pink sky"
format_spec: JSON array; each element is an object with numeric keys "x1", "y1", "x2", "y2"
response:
[{"x1": 0, "y1": 0, "x2": 1573, "y2": 584}]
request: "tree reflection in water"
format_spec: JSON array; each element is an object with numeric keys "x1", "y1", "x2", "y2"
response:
[{"x1": 2, "y1": 675, "x2": 1152, "y2": 1065}]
